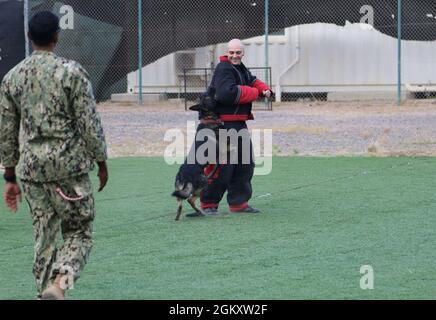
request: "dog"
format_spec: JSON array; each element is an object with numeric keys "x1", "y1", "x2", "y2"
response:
[
  {"x1": 172, "y1": 162, "x2": 219, "y2": 220},
  {"x1": 172, "y1": 88, "x2": 222, "y2": 221}
]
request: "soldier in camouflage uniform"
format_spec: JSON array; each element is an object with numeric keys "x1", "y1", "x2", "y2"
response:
[{"x1": 0, "y1": 11, "x2": 108, "y2": 300}]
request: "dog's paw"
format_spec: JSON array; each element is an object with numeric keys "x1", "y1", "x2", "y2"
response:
[{"x1": 185, "y1": 211, "x2": 205, "y2": 218}]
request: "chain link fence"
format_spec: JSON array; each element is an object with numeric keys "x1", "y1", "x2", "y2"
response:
[
  {"x1": 28, "y1": 0, "x2": 138, "y2": 101},
  {"x1": 18, "y1": 1, "x2": 436, "y2": 104}
]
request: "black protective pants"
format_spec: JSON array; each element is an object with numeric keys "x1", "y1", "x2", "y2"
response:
[{"x1": 199, "y1": 121, "x2": 255, "y2": 210}]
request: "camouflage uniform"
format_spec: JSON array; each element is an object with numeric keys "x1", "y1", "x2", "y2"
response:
[{"x1": 0, "y1": 50, "x2": 107, "y2": 295}]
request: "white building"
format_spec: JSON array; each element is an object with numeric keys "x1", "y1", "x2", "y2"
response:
[{"x1": 117, "y1": 22, "x2": 436, "y2": 102}]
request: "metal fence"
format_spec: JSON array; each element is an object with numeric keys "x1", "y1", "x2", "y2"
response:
[{"x1": 18, "y1": 1, "x2": 436, "y2": 105}]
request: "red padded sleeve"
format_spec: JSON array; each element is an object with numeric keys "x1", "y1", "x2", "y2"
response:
[
  {"x1": 252, "y1": 79, "x2": 271, "y2": 95},
  {"x1": 238, "y1": 85, "x2": 259, "y2": 104}
]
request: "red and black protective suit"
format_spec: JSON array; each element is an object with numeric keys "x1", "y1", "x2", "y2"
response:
[{"x1": 200, "y1": 56, "x2": 271, "y2": 211}]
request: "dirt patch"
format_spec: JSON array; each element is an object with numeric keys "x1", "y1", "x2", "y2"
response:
[{"x1": 97, "y1": 99, "x2": 436, "y2": 157}]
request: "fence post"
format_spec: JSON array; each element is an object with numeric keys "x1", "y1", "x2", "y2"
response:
[
  {"x1": 138, "y1": 0, "x2": 143, "y2": 104},
  {"x1": 269, "y1": 67, "x2": 272, "y2": 110},
  {"x1": 264, "y1": 0, "x2": 269, "y2": 80},
  {"x1": 24, "y1": 0, "x2": 30, "y2": 58},
  {"x1": 204, "y1": 68, "x2": 208, "y2": 91},
  {"x1": 397, "y1": 0, "x2": 402, "y2": 106},
  {"x1": 264, "y1": 0, "x2": 269, "y2": 108},
  {"x1": 184, "y1": 69, "x2": 187, "y2": 110}
]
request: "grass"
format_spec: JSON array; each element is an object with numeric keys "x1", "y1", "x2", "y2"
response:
[{"x1": 1, "y1": 156, "x2": 436, "y2": 300}]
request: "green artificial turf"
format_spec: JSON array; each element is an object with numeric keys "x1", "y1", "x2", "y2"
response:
[{"x1": 1, "y1": 157, "x2": 436, "y2": 299}]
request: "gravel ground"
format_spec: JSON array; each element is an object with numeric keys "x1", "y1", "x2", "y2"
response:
[{"x1": 97, "y1": 99, "x2": 436, "y2": 157}]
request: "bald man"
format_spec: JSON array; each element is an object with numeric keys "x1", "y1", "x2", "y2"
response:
[{"x1": 199, "y1": 39, "x2": 272, "y2": 215}]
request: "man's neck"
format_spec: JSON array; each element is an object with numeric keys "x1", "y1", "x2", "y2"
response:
[{"x1": 32, "y1": 44, "x2": 55, "y2": 52}]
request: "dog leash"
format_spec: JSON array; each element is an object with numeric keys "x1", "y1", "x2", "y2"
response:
[
  {"x1": 56, "y1": 187, "x2": 84, "y2": 202},
  {"x1": 205, "y1": 163, "x2": 220, "y2": 180}
]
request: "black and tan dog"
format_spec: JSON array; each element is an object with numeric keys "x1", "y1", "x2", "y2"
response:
[
  {"x1": 172, "y1": 161, "x2": 219, "y2": 221},
  {"x1": 172, "y1": 89, "x2": 222, "y2": 220}
]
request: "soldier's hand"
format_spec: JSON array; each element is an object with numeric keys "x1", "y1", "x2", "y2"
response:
[
  {"x1": 97, "y1": 161, "x2": 108, "y2": 192},
  {"x1": 4, "y1": 183, "x2": 22, "y2": 213}
]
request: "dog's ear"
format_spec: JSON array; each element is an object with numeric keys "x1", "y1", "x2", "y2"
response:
[{"x1": 189, "y1": 104, "x2": 204, "y2": 112}]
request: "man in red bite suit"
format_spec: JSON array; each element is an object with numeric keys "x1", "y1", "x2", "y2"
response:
[{"x1": 199, "y1": 39, "x2": 272, "y2": 215}]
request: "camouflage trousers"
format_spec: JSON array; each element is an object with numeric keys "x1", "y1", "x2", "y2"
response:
[{"x1": 21, "y1": 174, "x2": 95, "y2": 296}]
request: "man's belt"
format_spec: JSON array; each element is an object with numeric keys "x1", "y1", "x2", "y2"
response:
[{"x1": 219, "y1": 114, "x2": 253, "y2": 121}]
